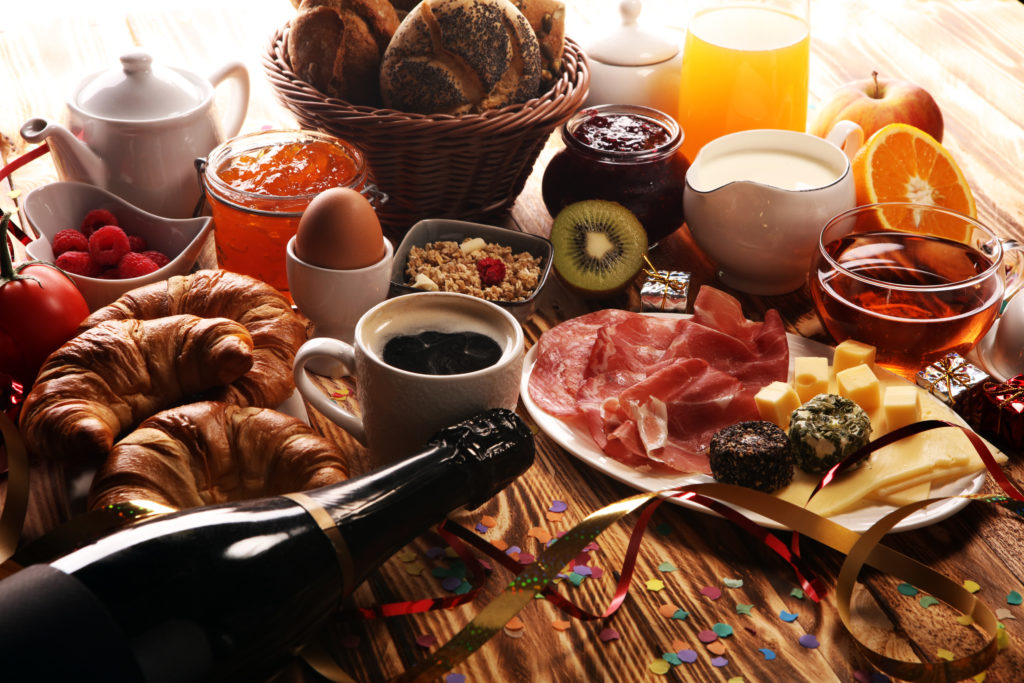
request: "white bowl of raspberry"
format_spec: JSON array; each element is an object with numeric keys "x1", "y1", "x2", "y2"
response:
[{"x1": 21, "y1": 181, "x2": 212, "y2": 310}]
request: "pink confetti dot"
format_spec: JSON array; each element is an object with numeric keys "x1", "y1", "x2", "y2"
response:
[
  {"x1": 701, "y1": 586, "x2": 723, "y2": 600},
  {"x1": 599, "y1": 627, "x2": 620, "y2": 642},
  {"x1": 415, "y1": 634, "x2": 437, "y2": 648},
  {"x1": 697, "y1": 629, "x2": 718, "y2": 643}
]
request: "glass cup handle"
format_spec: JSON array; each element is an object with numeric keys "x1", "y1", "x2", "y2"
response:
[{"x1": 1001, "y1": 237, "x2": 1024, "y2": 310}]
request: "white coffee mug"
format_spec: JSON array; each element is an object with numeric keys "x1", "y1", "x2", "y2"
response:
[
  {"x1": 293, "y1": 292, "x2": 525, "y2": 473},
  {"x1": 684, "y1": 121, "x2": 863, "y2": 295},
  {"x1": 286, "y1": 235, "x2": 394, "y2": 377}
]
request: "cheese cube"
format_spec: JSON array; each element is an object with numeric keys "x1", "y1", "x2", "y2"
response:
[
  {"x1": 882, "y1": 385, "x2": 921, "y2": 432},
  {"x1": 755, "y1": 381, "x2": 801, "y2": 429},
  {"x1": 833, "y1": 339, "x2": 876, "y2": 373},
  {"x1": 793, "y1": 356, "x2": 829, "y2": 402},
  {"x1": 836, "y1": 363, "x2": 880, "y2": 412}
]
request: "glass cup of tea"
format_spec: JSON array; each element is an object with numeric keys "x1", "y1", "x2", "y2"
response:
[
  {"x1": 809, "y1": 202, "x2": 1024, "y2": 379},
  {"x1": 677, "y1": 0, "x2": 810, "y2": 163}
]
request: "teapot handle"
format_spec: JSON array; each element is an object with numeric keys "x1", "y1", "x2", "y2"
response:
[{"x1": 208, "y1": 61, "x2": 249, "y2": 139}]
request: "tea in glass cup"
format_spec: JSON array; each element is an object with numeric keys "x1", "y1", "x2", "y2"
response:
[
  {"x1": 810, "y1": 202, "x2": 1024, "y2": 379},
  {"x1": 678, "y1": 0, "x2": 810, "y2": 162}
]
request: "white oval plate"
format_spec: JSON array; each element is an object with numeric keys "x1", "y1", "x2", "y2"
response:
[{"x1": 521, "y1": 323, "x2": 985, "y2": 534}]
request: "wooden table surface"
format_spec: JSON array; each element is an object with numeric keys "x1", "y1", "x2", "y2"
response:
[{"x1": 3, "y1": 1, "x2": 1024, "y2": 681}]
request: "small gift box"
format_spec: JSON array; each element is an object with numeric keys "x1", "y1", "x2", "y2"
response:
[
  {"x1": 915, "y1": 353, "x2": 988, "y2": 410},
  {"x1": 967, "y1": 376, "x2": 1024, "y2": 450},
  {"x1": 640, "y1": 269, "x2": 690, "y2": 312}
]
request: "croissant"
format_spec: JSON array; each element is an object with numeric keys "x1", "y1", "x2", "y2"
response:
[
  {"x1": 89, "y1": 401, "x2": 349, "y2": 510},
  {"x1": 19, "y1": 315, "x2": 254, "y2": 463},
  {"x1": 82, "y1": 269, "x2": 307, "y2": 409}
]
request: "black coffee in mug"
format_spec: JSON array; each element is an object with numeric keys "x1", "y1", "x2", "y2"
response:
[{"x1": 382, "y1": 330, "x2": 503, "y2": 375}]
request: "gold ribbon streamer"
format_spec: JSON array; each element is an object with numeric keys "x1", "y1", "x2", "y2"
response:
[{"x1": 0, "y1": 413, "x2": 29, "y2": 569}]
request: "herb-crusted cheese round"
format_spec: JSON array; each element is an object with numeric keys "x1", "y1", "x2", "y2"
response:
[
  {"x1": 788, "y1": 393, "x2": 872, "y2": 473},
  {"x1": 709, "y1": 420, "x2": 795, "y2": 493}
]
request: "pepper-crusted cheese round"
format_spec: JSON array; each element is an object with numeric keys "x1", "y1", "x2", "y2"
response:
[
  {"x1": 709, "y1": 421, "x2": 795, "y2": 493},
  {"x1": 788, "y1": 393, "x2": 872, "y2": 474}
]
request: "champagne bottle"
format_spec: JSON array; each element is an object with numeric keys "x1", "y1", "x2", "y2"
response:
[{"x1": 0, "y1": 408, "x2": 534, "y2": 682}]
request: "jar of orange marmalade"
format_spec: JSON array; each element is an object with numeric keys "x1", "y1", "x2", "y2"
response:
[{"x1": 201, "y1": 129, "x2": 373, "y2": 293}]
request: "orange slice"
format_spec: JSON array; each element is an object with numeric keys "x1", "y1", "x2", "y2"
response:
[{"x1": 851, "y1": 123, "x2": 976, "y2": 241}]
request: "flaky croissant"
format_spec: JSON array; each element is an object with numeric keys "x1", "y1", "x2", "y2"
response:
[
  {"x1": 20, "y1": 315, "x2": 254, "y2": 463},
  {"x1": 89, "y1": 401, "x2": 349, "y2": 510},
  {"x1": 82, "y1": 269, "x2": 307, "y2": 409}
]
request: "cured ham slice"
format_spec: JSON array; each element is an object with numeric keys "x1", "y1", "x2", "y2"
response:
[{"x1": 527, "y1": 286, "x2": 789, "y2": 473}]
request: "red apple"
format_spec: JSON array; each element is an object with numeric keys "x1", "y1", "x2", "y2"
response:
[{"x1": 809, "y1": 71, "x2": 944, "y2": 142}]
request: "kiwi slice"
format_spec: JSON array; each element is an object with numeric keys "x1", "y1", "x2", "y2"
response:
[{"x1": 550, "y1": 200, "x2": 648, "y2": 297}]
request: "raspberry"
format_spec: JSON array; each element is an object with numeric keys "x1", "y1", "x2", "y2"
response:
[
  {"x1": 476, "y1": 257, "x2": 507, "y2": 286},
  {"x1": 52, "y1": 228, "x2": 90, "y2": 256},
  {"x1": 56, "y1": 250, "x2": 102, "y2": 277},
  {"x1": 140, "y1": 250, "x2": 171, "y2": 268},
  {"x1": 127, "y1": 234, "x2": 147, "y2": 252},
  {"x1": 116, "y1": 252, "x2": 159, "y2": 278},
  {"x1": 80, "y1": 209, "x2": 118, "y2": 237},
  {"x1": 89, "y1": 225, "x2": 131, "y2": 266}
]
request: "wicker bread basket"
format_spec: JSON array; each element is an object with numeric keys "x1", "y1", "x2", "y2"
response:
[{"x1": 263, "y1": 23, "x2": 589, "y2": 233}]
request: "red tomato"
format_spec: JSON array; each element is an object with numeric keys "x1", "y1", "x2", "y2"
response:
[{"x1": 1, "y1": 216, "x2": 90, "y2": 387}]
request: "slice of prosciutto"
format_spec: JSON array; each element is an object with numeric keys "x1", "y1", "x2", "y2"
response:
[{"x1": 527, "y1": 286, "x2": 788, "y2": 474}]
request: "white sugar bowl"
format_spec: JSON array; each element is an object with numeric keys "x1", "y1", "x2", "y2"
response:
[{"x1": 583, "y1": 0, "x2": 683, "y2": 119}]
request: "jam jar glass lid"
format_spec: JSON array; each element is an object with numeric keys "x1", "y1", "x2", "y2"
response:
[
  {"x1": 585, "y1": 0, "x2": 680, "y2": 67},
  {"x1": 72, "y1": 50, "x2": 210, "y2": 121}
]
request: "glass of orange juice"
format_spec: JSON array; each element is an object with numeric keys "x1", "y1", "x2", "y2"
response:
[{"x1": 678, "y1": 0, "x2": 810, "y2": 162}]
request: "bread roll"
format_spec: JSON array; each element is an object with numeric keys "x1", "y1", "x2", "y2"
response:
[
  {"x1": 380, "y1": 0, "x2": 543, "y2": 114},
  {"x1": 287, "y1": 0, "x2": 401, "y2": 105},
  {"x1": 511, "y1": 0, "x2": 565, "y2": 88}
]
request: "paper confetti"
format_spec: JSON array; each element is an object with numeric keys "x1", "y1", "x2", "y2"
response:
[
  {"x1": 426, "y1": 546, "x2": 445, "y2": 559},
  {"x1": 474, "y1": 522, "x2": 488, "y2": 534},
  {"x1": 710, "y1": 656, "x2": 729, "y2": 668},
  {"x1": 658, "y1": 604, "x2": 679, "y2": 618},
  {"x1": 441, "y1": 576, "x2": 462, "y2": 592},
  {"x1": 549, "y1": 500, "x2": 568, "y2": 513},
  {"x1": 590, "y1": 566, "x2": 605, "y2": 580},
  {"x1": 713, "y1": 623, "x2": 734, "y2": 638},
  {"x1": 697, "y1": 629, "x2": 718, "y2": 644},
  {"x1": 1007, "y1": 590, "x2": 1023, "y2": 605},
  {"x1": 491, "y1": 538, "x2": 509, "y2": 552},
  {"x1": 662, "y1": 652, "x2": 682, "y2": 666},
  {"x1": 573, "y1": 565, "x2": 592, "y2": 576},
  {"x1": 728, "y1": 678, "x2": 746, "y2": 683},
  {"x1": 789, "y1": 587, "x2": 805, "y2": 599},
  {"x1": 723, "y1": 578, "x2": 744, "y2": 588},
  {"x1": 937, "y1": 648, "x2": 955, "y2": 661},
  {"x1": 552, "y1": 619, "x2": 571, "y2": 631},
  {"x1": 758, "y1": 647, "x2": 776, "y2": 661},
  {"x1": 798, "y1": 634, "x2": 820, "y2": 649},
  {"x1": 736, "y1": 604, "x2": 753, "y2": 616},
  {"x1": 568, "y1": 572, "x2": 586, "y2": 587},
  {"x1": 646, "y1": 578, "x2": 665, "y2": 592},
  {"x1": 599, "y1": 627, "x2": 620, "y2": 642},
  {"x1": 919, "y1": 596, "x2": 940, "y2": 608},
  {"x1": 527, "y1": 526, "x2": 553, "y2": 544},
  {"x1": 671, "y1": 639, "x2": 687, "y2": 652},
  {"x1": 546, "y1": 511, "x2": 564, "y2": 522},
  {"x1": 404, "y1": 561, "x2": 425, "y2": 576},
  {"x1": 706, "y1": 641, "x2": 727, "y2": 655},
  {"x1": 658, "y1": 561, "x2": 677, "y2": 572},
  {"x1": 897, "y1": 583, "x2": 919, "y2": 596},
  {"x1": 506, "y1": 616, "x2": 525, "y2": 631},
  {"x1": 518, "y1": 552, "x2": 536, "y2": 565},
  {"x1": 672, "y1": 609, "x2": 689, "y2": 621},
  {"x1": 444, "y1": 674, "x2": 466, "y2": 683},
  {"x1": 701, "y1": 586, "x2": 723, "y2": 600},
  {"x1": 779, "y1": 610, "x2": 799, "y2": 623},
  {"x1": 996, "y1": 608, "x2": 1015, "y2": 621},
  {"x1": 397, "y1": 550, "x2": 417, "y2": 562},
  {"x1": 678, "y1": 649, "x2": 698, "y2": 663},
  {"x1": 649, "y1": 659, "x2": 671, "y2": 675},
  {"x1": 480, "y1": 514, "x2": 497, "y2": 527},
  {"x1": 963, "y1": 580, "x2": 981, "y2": 593},
  {"x1": 415, "y1": 634, "x2": 437, "y2": 648}
]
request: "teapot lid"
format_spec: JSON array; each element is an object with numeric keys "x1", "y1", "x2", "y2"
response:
[
  {"x1": 585, "y1": 0, "x2": 680, "y2": 67},
  {"x1": 73, "y1": 51, "x2": 208, "y2": 120}
]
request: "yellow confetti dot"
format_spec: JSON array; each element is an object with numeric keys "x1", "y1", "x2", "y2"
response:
[
  {"x1": 658, "y1": 604, "x2": 679, "y2": 618},
  {"x1": 645, "y1": 579, "x2": 665, "y2": 592},
  {"x1": 506, "y1": 616, "x2": 525, "y2": 631},
  {"x1": 957, "y1": 614, "x2": 975, "y2": 626},
  {"x1": 649, "y1": 659, "x2": 671, "y2": 675},
  {"x1": 937, "y1": 648, "x2": 955, "y2": 661},
  {"x1": 444, "y1": 547, "x2": 459, "y2": 558},
  {"x1": 973, "y1": 673, "x2": 987, "y2": 682},
  {"x1": 728, "y1": 678, "x2": 746, "y2": 683},
  {"x1": 397, "y1": 550, "x2": 417, "y2": 563},
  {"x1": 481, "y1": 515, "x2": 497, "y2": 527},
  {"x1": 552, "y1": 619, "x2": 571, "y2": 631},
  {"x1": 404, "y1": 561, "x2": 425, "y2": 576},
  {"x1": 963, "y1": 580, "x2": 981, "y2": 593},
  {"x1": 706, "y1": 641, "x2": 727, "y2": 655},
  {"x1": 997, "y1": 623, "x2": 1009, "y2": 650}
]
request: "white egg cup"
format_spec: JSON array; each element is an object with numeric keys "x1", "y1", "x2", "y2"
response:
[{"x1": 286, "y1": 235, "x2": 394, "y2": 378}]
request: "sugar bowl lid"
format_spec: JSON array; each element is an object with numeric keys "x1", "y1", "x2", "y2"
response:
[
  {"x1": 73, "y1": 51, "x2": 208, "y2": 120},
  {"x1": 585, "y1": 0, "x2": 680, "y2": 67}
]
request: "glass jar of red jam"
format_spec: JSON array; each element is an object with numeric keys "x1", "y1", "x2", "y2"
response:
[
  {"x1": 541, "y1": 104, "x2": 688, "y2": 246},
  {"x1": 201, "y1": 129, "x2": 371, "y2": 294}
]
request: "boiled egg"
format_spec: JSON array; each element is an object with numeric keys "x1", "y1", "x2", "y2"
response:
[{"x1": 295, "y1": 187, "x2": 387, "y2": 269}]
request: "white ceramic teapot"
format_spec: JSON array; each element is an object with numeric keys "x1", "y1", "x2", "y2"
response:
[{"x1": 21, "y1": 50, "x2": 249, "y2": 219}]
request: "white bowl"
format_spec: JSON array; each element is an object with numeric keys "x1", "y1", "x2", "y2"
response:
[{"x1": 21, "y1": 181, "x2": 212, "y2": 311}]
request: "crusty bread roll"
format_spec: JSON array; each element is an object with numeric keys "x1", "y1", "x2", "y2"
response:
[
  {"x1": 89, "y1": 401, "x2": 349, "y2": 510},
  {"x1": 287, "y1": 0, "x2": 401, "y2": 105},
  {"x1": 511, "y1": 0, "x2": 565, "y2": 88},
  {"x1": 380, "y1": 0, "x2": 543, "y2": 114}
]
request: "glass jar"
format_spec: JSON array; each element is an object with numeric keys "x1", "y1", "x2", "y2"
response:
[
  {"x1": 541, "y1": 104, "x2": 689, "y2": 246},
  {"x1": 201, "y1": 129, "x2": 370, "y2": 294}
]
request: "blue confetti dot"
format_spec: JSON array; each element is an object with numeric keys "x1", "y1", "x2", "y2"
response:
[
  {"x1": 758, "y1": 647, "x2": 776, "y2": 660},
  {"x1": 779, "y1": 610, "x2": 799, "y2": 622}
]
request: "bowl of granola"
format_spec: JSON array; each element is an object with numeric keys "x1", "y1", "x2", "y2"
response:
[{"x1": 390, "y1": 219, "x2": 553, "y2": 323}]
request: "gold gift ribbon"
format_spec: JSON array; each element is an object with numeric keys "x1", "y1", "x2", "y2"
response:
[
  {"x1": 923, "y1": 355, "x2": 975, "y2": 400},
  {"x1": 641, "y1": 255, "x2": 688, "y2": 310}
]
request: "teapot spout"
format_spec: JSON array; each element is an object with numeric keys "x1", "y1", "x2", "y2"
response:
[{"x1": 20, "y1": 118, "x2": 107, "y2": 188}]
